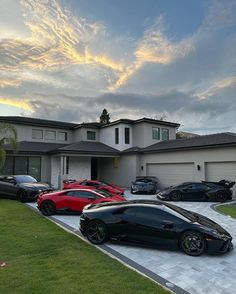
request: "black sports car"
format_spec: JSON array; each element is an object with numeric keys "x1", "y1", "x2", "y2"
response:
[
  {"x1": 0, "y1": 175, "x2": 53, "y2": 202},
  {"x1": 80, "y1": 200, "x2": 233, "y2": 256},
  {"x1": 157, "y1": 180, "x2": 235, "y2": 202},
  {"x1": 131, "y1": 176, "x2": 158, "y2": 194}
]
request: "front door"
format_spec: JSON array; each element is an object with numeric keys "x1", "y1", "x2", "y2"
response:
[{"x1": 91, "y1": 158, "x2": 98, "y2": 180}]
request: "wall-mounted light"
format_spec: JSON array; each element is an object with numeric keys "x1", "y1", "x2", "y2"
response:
[
  {"x1": 197, "y1": 164, "x2": 201, "y2": 171},
  {"x1": 141, "y1": 165, "x2": 144, "y2": 170}
]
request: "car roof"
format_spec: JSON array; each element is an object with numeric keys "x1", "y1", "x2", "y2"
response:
[{"x1": 84, "y1": 199, "x2": 167, "y2": 211}]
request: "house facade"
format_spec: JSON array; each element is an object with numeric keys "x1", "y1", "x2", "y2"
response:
[{"x1": 1, "y1": 116, "x2": 236, "y2": 196}]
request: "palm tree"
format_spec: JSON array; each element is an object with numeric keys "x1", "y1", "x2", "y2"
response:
[{"x1": 0, "y1": 123, "x2": 18, "y2": 169}]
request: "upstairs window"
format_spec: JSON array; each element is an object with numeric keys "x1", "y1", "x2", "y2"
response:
[
  {"x1": 152, "y1": 127, "x2": 160, "y2": 140},
  {"x1": 87, "y1": 131, "x2": 96, "y2": 140},
  {"x1": 58, "y1": 131, "x2": 68, "y2": 141},
  {"x1": 115, "y1": 128, "x2": 119, "y2": 144},
  {"x1": 125, "y1": 128, "x2": 130, "y2": 144},
  {"x1": 162, "y1": 128, "x2": 169, "y2": 141},
  {"x1": 45, "y1": 130, "x2": 56, "y2": 140},
  {"x1": 32, "y1": 129, "x2": 43, "y2": 139}
]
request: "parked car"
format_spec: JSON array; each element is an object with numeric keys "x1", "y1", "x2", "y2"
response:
[
  {"x1": 0, "y1": 175, "x2": 53, "y2": 202},
  {"x1": 131, "y1": 176, "x2": 158, "y2": 194},
  {"x1": 80, "y1": 200, "x2": 233, "y2": 256},
  {"x1": 157, "y1": 180, "x2": 235, "y2": 202},
  {"x1": 63, "y1": 179, "x2": 125, "y2": 195},
  {"x1": 37, "y1": 188, "x2": 126, "y2": 216}
]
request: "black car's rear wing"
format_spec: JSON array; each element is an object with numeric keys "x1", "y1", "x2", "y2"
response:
[{"x1": 203, "y1": 180, "x2": 236, "y2": 189}]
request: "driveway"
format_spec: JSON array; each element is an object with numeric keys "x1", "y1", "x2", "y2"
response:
[{"x1": 28, "y1": 192, "x2": 236, "y2": 294}]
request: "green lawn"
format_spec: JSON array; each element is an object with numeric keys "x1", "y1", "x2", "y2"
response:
[
  {"x1": 216, "y1": 204, "x2": 236, "y2": 218},
  {"x1": 0, "y1": 199, "x2": 169, "y2": 294}
]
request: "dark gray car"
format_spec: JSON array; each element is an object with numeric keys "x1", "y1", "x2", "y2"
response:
[
  {"x1": 0, "y1": 175, "x2": 53, "y2": 202},
  {"x1": 131, "y1": 177, "x2": 158, "y2": 194}
]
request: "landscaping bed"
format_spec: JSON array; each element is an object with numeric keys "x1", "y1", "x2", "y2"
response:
[
  {"x1": 0, "y1": 199, "x2": 168, "y2": 294},
  {"x1": 216, "y1": 203, "x2": 236, "y2": 218}
]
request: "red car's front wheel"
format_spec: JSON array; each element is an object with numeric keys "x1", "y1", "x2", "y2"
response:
[{"x1": 40, "y1": 201, "x2": 56, "y2": 216}]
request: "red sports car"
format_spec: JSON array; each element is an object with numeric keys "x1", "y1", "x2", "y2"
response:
[
  {"x1": 37, "y1": 188, "x2": 126, "y2": 216},
  {"x1": 63, "y1": 179, "x2": 125, "y2": 195}
]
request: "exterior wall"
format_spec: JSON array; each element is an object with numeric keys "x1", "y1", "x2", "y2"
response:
[
  {"x1": 133, "y1": 122, "x2": 177, "y2": 148},
  {"x1": 99, "y1": 155, "x2": 138, "y2": 187},
  {"x1": 51, "y1": 157, "x2": 60, "y2": 188},
  {"x1": 40, "y1": 155, "x2": 51, "y2": 183},
  {"x1": 100, "y1": 123, "x2": 133, "y2": 151},
  {"x1": 139, "y1": 146, "x2": 236, "y2": 189},
  {"x1": 67, "y1": 156, "x2": 91, "y2": 180},
  {"x1": 11, "y1": 124, "x2": 73, "y2": 143},
  {"x1": 73, "y1": 128, "x2": 99, "y2": 142}
]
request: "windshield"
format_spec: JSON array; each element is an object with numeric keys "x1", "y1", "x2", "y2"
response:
[
  {"x1": 94, "y1": 189, "x2": 111, "y2": 198},
  {"x1": 165, "y1": 203, "x2": 196, "y2": 222},
  {"x1": 14, "y1": 175, "x2": 37, "y2": 183}
]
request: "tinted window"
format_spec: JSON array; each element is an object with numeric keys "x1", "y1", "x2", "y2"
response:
[
  {"x1": 66, "y1": 191, "x2": 97, "y2": 199},
  {"x1": 32, "y1": 129, "x2": 43, "y2": 139},
  {"x1": 58, "y1": 132, "x2": 68, "y2": 141},
  {"x1": 152, "y1": 127, "x2": 160, "y2": 140},
  {"x1": 125, "y1": 128, "x2": 130, "y2": 144},
  {"x1": 162, "y1": 128, "x2": 169, "y2": 141},
  {"x1": 14, "y1": 175, "x2": 37, "y2": 183},
  {"x1": 87, "y1": 131, "x2": 96, "y2": 140},
  {"x1": 115, "y1": 128, "x2": 119, "y2": 144},
  {"x1": 45, "y1": 130, "x2": 56, "y2": 140}
]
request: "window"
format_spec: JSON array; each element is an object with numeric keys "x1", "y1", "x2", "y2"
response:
[
  {"x1": 125, "y1": 128, "x2": 130, "y2": 144},
  {"x1": 87, "y1": 131, "x2": 96, "y2": 140},
  {"x1": 32, "y1": 129, "x2": 43, "y2": 139},
  {"x1": 152, "y1": 127, "x2": 160, "y2": 140},
  {"x1": 115, "y1": 128, "x2": 119, "y2": 144},
  {"x1": 66, "y1": 190, "x2": 97, "y2": 199},
  {"x1": 45, "y1": 130, "x2": 56, "y2": 140},
  {"x1": 162, "y1": 128, "x2": 169, "y2": 141},
  {"x1": 0, "y1": 156, "x2": 41, "y2": 181},
  {"x1": 58, "y1": 131, "x2": 68, "y2": 141}
]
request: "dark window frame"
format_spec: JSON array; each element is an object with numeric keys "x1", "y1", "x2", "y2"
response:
[
  {"x1": 115, "y1": 128, "x2": 119, "y2": 144},
  {"x1": 161, "y1": 128, "x2": 169, "y2": 141},
  {"x1": 125, "y1": 127, "x2": 130, "y2": 144},
  {"x1": 152, "y1": 127, "x2": 160, "y2": 140},
  {"x1": 87, "y1": 131, "x2": 96, "y2": 141}
]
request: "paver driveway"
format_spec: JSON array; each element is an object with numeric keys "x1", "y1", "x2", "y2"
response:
[{"x1": 28, "y1": 192, "x2": 236, "y2": 294}]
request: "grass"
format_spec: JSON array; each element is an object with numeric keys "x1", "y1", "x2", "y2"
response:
[
  {"x1": 216, "y1": 204, "x2": 236, "y2": 218},
  {"x1": 0, "y1": 199, "x2": 169, "y2": 294}
]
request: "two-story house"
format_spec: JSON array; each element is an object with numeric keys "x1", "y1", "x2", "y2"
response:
[{"x1": 1, "y1": 116, "x2": 236, "y2": 195}]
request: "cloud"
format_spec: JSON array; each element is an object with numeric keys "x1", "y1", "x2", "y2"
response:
[
  {"x1": 0, "y1": 78, "x2": 21, "y2": 88},
  {"x1": 0, "y1": 97, "x2": 33, "y2": 111}
]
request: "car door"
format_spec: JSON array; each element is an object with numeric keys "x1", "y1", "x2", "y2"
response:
[
  {"x1": 120, "y1": 207, "x2": 179, "y2": 245},
  {"x1": 181, "y1": 184, "x2": 206, "y2": 200},
  {"x1": 62, "y1": 190, "x2": 97, "y2": 212}
]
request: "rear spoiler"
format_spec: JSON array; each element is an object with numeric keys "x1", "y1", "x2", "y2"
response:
[
  {"x1": 203, "y1": 180, "x2": 236, "y2": 188},
  {"x1": 63, "y1": 179, "x2": 76, "y2": 184}
]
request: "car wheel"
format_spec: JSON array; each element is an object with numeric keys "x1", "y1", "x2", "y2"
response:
[
  {"x1": 18, "y1": 190, "x2": 28, "y2": 203},
  {"x1": 215, "y1": 191, "x2": 227, "y2": 202},
  {"x1": 169, "y1": 191, "x2": 182, "y2": 201},
  {"x1": 180, "y1": 231, "x2": 206, "y2": 256},
  {"x1": 86, "y1": 220, "x2": 109, "y2": 245},
  {"x1": 40, "y1": 201, "x2": 56, "y2": 216}
]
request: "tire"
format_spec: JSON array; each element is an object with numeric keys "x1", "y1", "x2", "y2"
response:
[
  {"x1": 215, "y1": 191, "x2": 227, "y2": 202},
  {"x1": 180, "y1": 231, "x2": 206, "y2": 256},
  {"x1": 40, "y1": 201, "x2": 56, "y2": 216},
  {"x1": 18, "y1": 190, "x2": 28, "y2": 203},
  {"x1": 169, "y1": 190, "x2": 182, "y2": 201},
  {"x1": 86, "y1": 220, "x2": 109, "y2": 245}
]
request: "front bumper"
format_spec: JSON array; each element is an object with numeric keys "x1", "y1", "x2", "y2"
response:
[{"x1": 207, "y1": 238, "x2": 233, "y2": 254}]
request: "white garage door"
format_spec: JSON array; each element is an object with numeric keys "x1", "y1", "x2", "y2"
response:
[
  {"x1": 205, "y1": 162, "x2": 236, "y2": 197},
  {"x1": 146, "y1": 163, "x2": 195, "y2": 189}
]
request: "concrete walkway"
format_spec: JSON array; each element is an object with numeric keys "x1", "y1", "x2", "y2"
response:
[{"x1": 27, "y1": 192, "x2": 236, "y2": 294}]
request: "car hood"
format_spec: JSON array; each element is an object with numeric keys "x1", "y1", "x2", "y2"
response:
[
  {"x1": 19, "y1": 182, "x2": 51, "y2": 190},
  {"x1": 193, "y1": 212, "x2": 230, "y2": 236}
]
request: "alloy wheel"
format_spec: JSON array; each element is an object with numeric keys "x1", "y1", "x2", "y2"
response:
[
  {"x1": 41, "y1": 201, "x2": 55, "y2": 216},
  {"x1": 86, "y1": 220, "x2": 108, "y2": 245},
  {"x1": 170, "y1": 191, "x2": 181, "y2": 201},
  {"x1": 181, "y1": 231, "x2": 205, "y2": 256}
]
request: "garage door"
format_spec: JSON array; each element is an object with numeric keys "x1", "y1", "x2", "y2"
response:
[
  {"x1": 146, "y1": 163, "x2": 195, "y2": 189},
  {"x1": 205, "y1": 162, "x2": 236, "y2": 197}
]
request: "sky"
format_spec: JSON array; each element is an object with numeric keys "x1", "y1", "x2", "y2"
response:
[{"x1": 0, "y1": 0, "x2": 236, "y2": 134}]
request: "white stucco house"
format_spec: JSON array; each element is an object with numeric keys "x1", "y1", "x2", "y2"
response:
[{"x1": 1, "y1": 116, "x2": 236, "y2": 196}]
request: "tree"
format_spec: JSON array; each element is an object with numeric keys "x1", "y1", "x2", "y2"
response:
[
  {"x1": 0, "y1": 123, "x2": 18, "y2": 169},
  {"x1": 99, "y1": 109, "x2": 110, "y2": 124}
]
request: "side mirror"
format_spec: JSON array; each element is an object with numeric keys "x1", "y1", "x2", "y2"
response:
[{"x1": 162, "y1": 221, "x2": 174, "y2": 229}]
